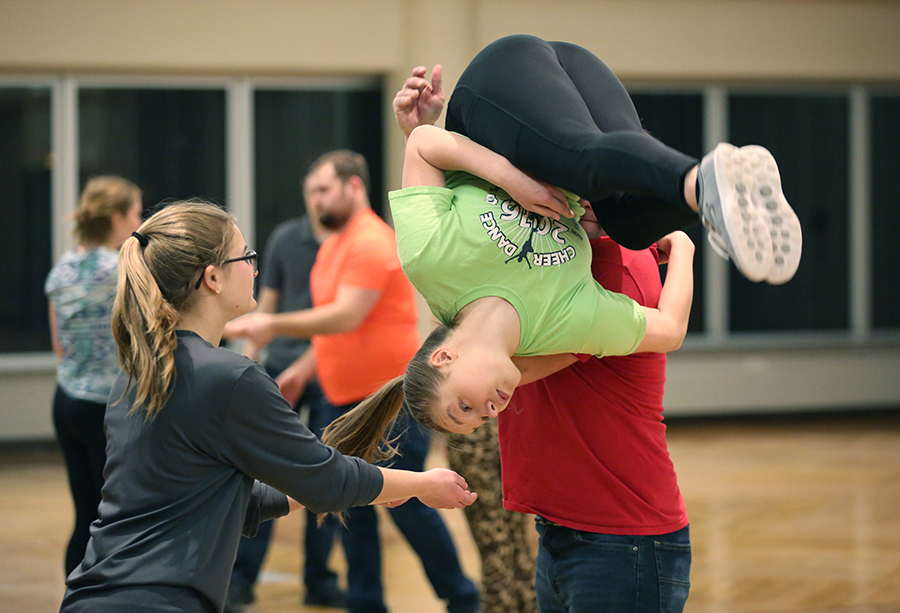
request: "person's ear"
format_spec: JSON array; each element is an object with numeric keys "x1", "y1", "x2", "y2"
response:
[
  {"x1": 198, "y1": 265, "x2": 222, "y2": 295},
  {"x1": 346, "y1": 175, "x2": 366, "y2": 199},
  {"x1": 429, "y1": 347, "x2": 456, "y2": 368}
]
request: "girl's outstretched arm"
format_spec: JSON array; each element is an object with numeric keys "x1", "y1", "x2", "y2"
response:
[
  {"x1": 374, "y1": 466, "x2": 477, "y2": 510},
  {"x1": 403, "y1": 124, "x2": 573, "y2": 220},
  {"x1": 634, "y1": 231, "x2": 695, "y2": 353}
]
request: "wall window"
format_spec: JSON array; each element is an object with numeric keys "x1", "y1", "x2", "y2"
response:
[
  {"x1": 254, "y1": 87, "x2": 382, "y2": 251},
  {"x1": 0, "y1": 76, "x2": 896, "y2": 354},
  {"x1": 871, "y1": 94, "x2": 900, "y2": 330},
  {"x1": 0, "y1": 86, "x2": 52, "y2": 352},
  {"x1": 79, "y1": 88, "x2": 227, "y2": 213},
  {"x1": 729, "y1": 93, "x2": 849, "y2": 333}
]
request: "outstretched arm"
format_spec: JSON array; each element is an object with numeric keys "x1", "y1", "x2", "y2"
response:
[
  {"x1": 403, "y1": 124, "x2": 573, "y2": 220},
  {"x1": 223, "y1": 284, "x2": 381, "y2": 347}
]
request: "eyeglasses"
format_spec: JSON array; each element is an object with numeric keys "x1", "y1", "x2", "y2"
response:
[{"x1": 194, "y1": 250, "x2": 258, "y2": 290}]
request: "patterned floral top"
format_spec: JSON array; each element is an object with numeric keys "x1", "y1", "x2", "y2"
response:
[{"x1": 45, "y1": 247, "x2": 120, "y2": 403}]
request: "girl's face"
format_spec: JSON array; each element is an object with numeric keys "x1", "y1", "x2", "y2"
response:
[
  {"x1": 219, "y1": 225, "x2": 258, "y2": 319},
  {"x1": 430, "y1": 344, "x2": 521, "y2": 434}
]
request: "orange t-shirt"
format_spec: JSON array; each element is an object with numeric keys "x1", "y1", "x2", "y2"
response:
[{"x1": 310, "y1": 208, "x2": 419, "y2": 406}]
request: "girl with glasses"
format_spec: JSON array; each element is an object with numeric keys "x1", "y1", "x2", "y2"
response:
[{"x1": 59, "y1": 200, "x2": 476, "y2": 613}]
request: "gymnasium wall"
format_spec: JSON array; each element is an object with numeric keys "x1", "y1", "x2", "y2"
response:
[{"x1": 1, "y1": 0, "x2": 898, "y2": 440}]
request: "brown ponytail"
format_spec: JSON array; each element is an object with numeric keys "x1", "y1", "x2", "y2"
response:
[
  {"x1": 111, "y1": 201, "x2": 234, "y2": 418},
  {"x1": 321, "y1": 376, "x2": 406, "y2": 463},
  {"x1": 322, "y1": 323, "x2": 456, "y2": 462}
]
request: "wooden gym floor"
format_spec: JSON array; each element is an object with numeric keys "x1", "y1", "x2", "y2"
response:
[{"x1": 1, "y1": 410, "x2": 899, "y2": 613}]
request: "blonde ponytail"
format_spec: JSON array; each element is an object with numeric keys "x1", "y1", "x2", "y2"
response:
[
  {"x1": 322, "y1": 323, "x2": 457, "y2": 462},
  {"x1": 111, "y1": 201, "x2": 234, "y2": 418}
]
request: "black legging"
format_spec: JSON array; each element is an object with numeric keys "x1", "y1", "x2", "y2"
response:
[
  {"x1": 53, "y1": 386, "x2": 107, "y2": 575},
  {"x1": 445, "y1": 34, "x2": 699, "y2": 250}
]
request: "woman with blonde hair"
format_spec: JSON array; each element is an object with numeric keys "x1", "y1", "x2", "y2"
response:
[
  {"x1": 45, "y1": 175, "x2": 143, "y2": 575},
  {"x1": 59, "y1": 200, "x2": 475, "y2": 613}
]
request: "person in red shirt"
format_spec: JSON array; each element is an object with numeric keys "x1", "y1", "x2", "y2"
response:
[
  {"x1": 225, "y1": 151, "x2": 479, "y2": 613},
  {"x1": 504, "y1": 201, "x2": 691, "y2": 612},
  {"x1": 391, "y1": 57, "x2": 693, "y2": 613}
]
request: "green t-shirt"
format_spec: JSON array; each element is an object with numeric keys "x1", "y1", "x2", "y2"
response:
[{"x1": 389, "y1": 171, "x2": 646, "y2": 358}]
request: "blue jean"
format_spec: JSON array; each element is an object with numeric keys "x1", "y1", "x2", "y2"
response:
[
  {"x1": 230, "y1": 376, "x2": 342, "y2": 597},
  {"x1": 337, "y1": 404, "x2": 479, "y2": 613},
  {"x1": 534, "y1": 521, "x2": 691, "y2": 613}
]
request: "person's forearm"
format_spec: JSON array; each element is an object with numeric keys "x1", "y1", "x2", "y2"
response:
[
  {"x1": 269, "y1": 304, "x2": 363, "y2": 339},
  {"x1": 404, "y1": 125, "x2": 522, "y2": 190},
  {"x1": 637, "y1": 241, "x2": 694, "y2": 353},
  {"x1": 657, "y1": 242, "x2": 694, "y2": 340},
  {"x1": 372, "y1": 467, "x2": 426, "y2": 505}
]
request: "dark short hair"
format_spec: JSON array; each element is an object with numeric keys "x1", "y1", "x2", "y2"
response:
[{"x1": 307, "y1": 150, "x2": 370, "y2": 195}]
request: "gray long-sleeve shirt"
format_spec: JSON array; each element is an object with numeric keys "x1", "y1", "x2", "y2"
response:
[{"x1": 64, "y1": 330, "x2": 382, "y2": 611}]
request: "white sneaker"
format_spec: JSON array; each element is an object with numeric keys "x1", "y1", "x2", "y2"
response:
[
  {"x1": 698, "y1": 143, "x2": 772, "y2": 282},
  {"x1": 740, "y1": 145, "x2": 802, "y2": 284}
]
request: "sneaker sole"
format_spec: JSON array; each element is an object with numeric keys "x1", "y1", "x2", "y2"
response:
[
  {"x1": 741, "y1": 145, "x2": 802, "y2": 284},
  {"x1": 711, "y1": 143, "x2": 773, "y2": 282}
]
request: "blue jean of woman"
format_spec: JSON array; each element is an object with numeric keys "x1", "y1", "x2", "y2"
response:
[
  {"x1": 445, "y1": 34, "x2": 699, "y2": 250},
  {"x1": 535, "y1": 521, "x2": 691, "y2": 613},
  {"x1": 337, "y1": 405, "x2": 480, "y2": 613}
]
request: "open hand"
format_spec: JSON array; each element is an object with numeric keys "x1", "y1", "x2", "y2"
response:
[
  {"x1": 393, "y1": 65, "x2": 445, "y2": 137},
  {"x1": 417, "y1": 468, "x2": 477, "y2": 509}
]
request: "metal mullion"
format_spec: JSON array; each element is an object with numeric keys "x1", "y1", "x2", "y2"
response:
[
  {"x1": 226, "y1": 79, "x2": 254, "y2": 248},
  {"x1": 703, "y1": 86, "x2": 729, "y2": 343},
  {"x1": 849, "y1": 87, "x2": 871, "y2": 341},
  {"x1": 51, "y1": 75, "x2": 78, "y2": 262}
]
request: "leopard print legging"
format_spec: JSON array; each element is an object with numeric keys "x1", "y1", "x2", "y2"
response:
[{"x1": 446, "y1": 419, "x2": 537, "y2": 613}]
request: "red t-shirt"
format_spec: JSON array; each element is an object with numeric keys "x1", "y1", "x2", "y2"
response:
[
  {"x1": 310, "y1": 208, "x2": 419, "y2": 406},
  {"x1": 498, "y1": 236, "x2": 688, "y2": 535}
]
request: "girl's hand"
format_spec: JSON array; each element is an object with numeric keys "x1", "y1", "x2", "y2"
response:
[
  {"x1": 393, "y1": 65, "x2": 445, "y2": 137},
  {"x1": 655, "y1": 231, "x2": 694, "y2": 265},
  {"x1": 417, "y1": 468, "x2": 478, "y2": 509},
  {"x1": 505, "y1": 174, "x2": 572, "y2": 220}
]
